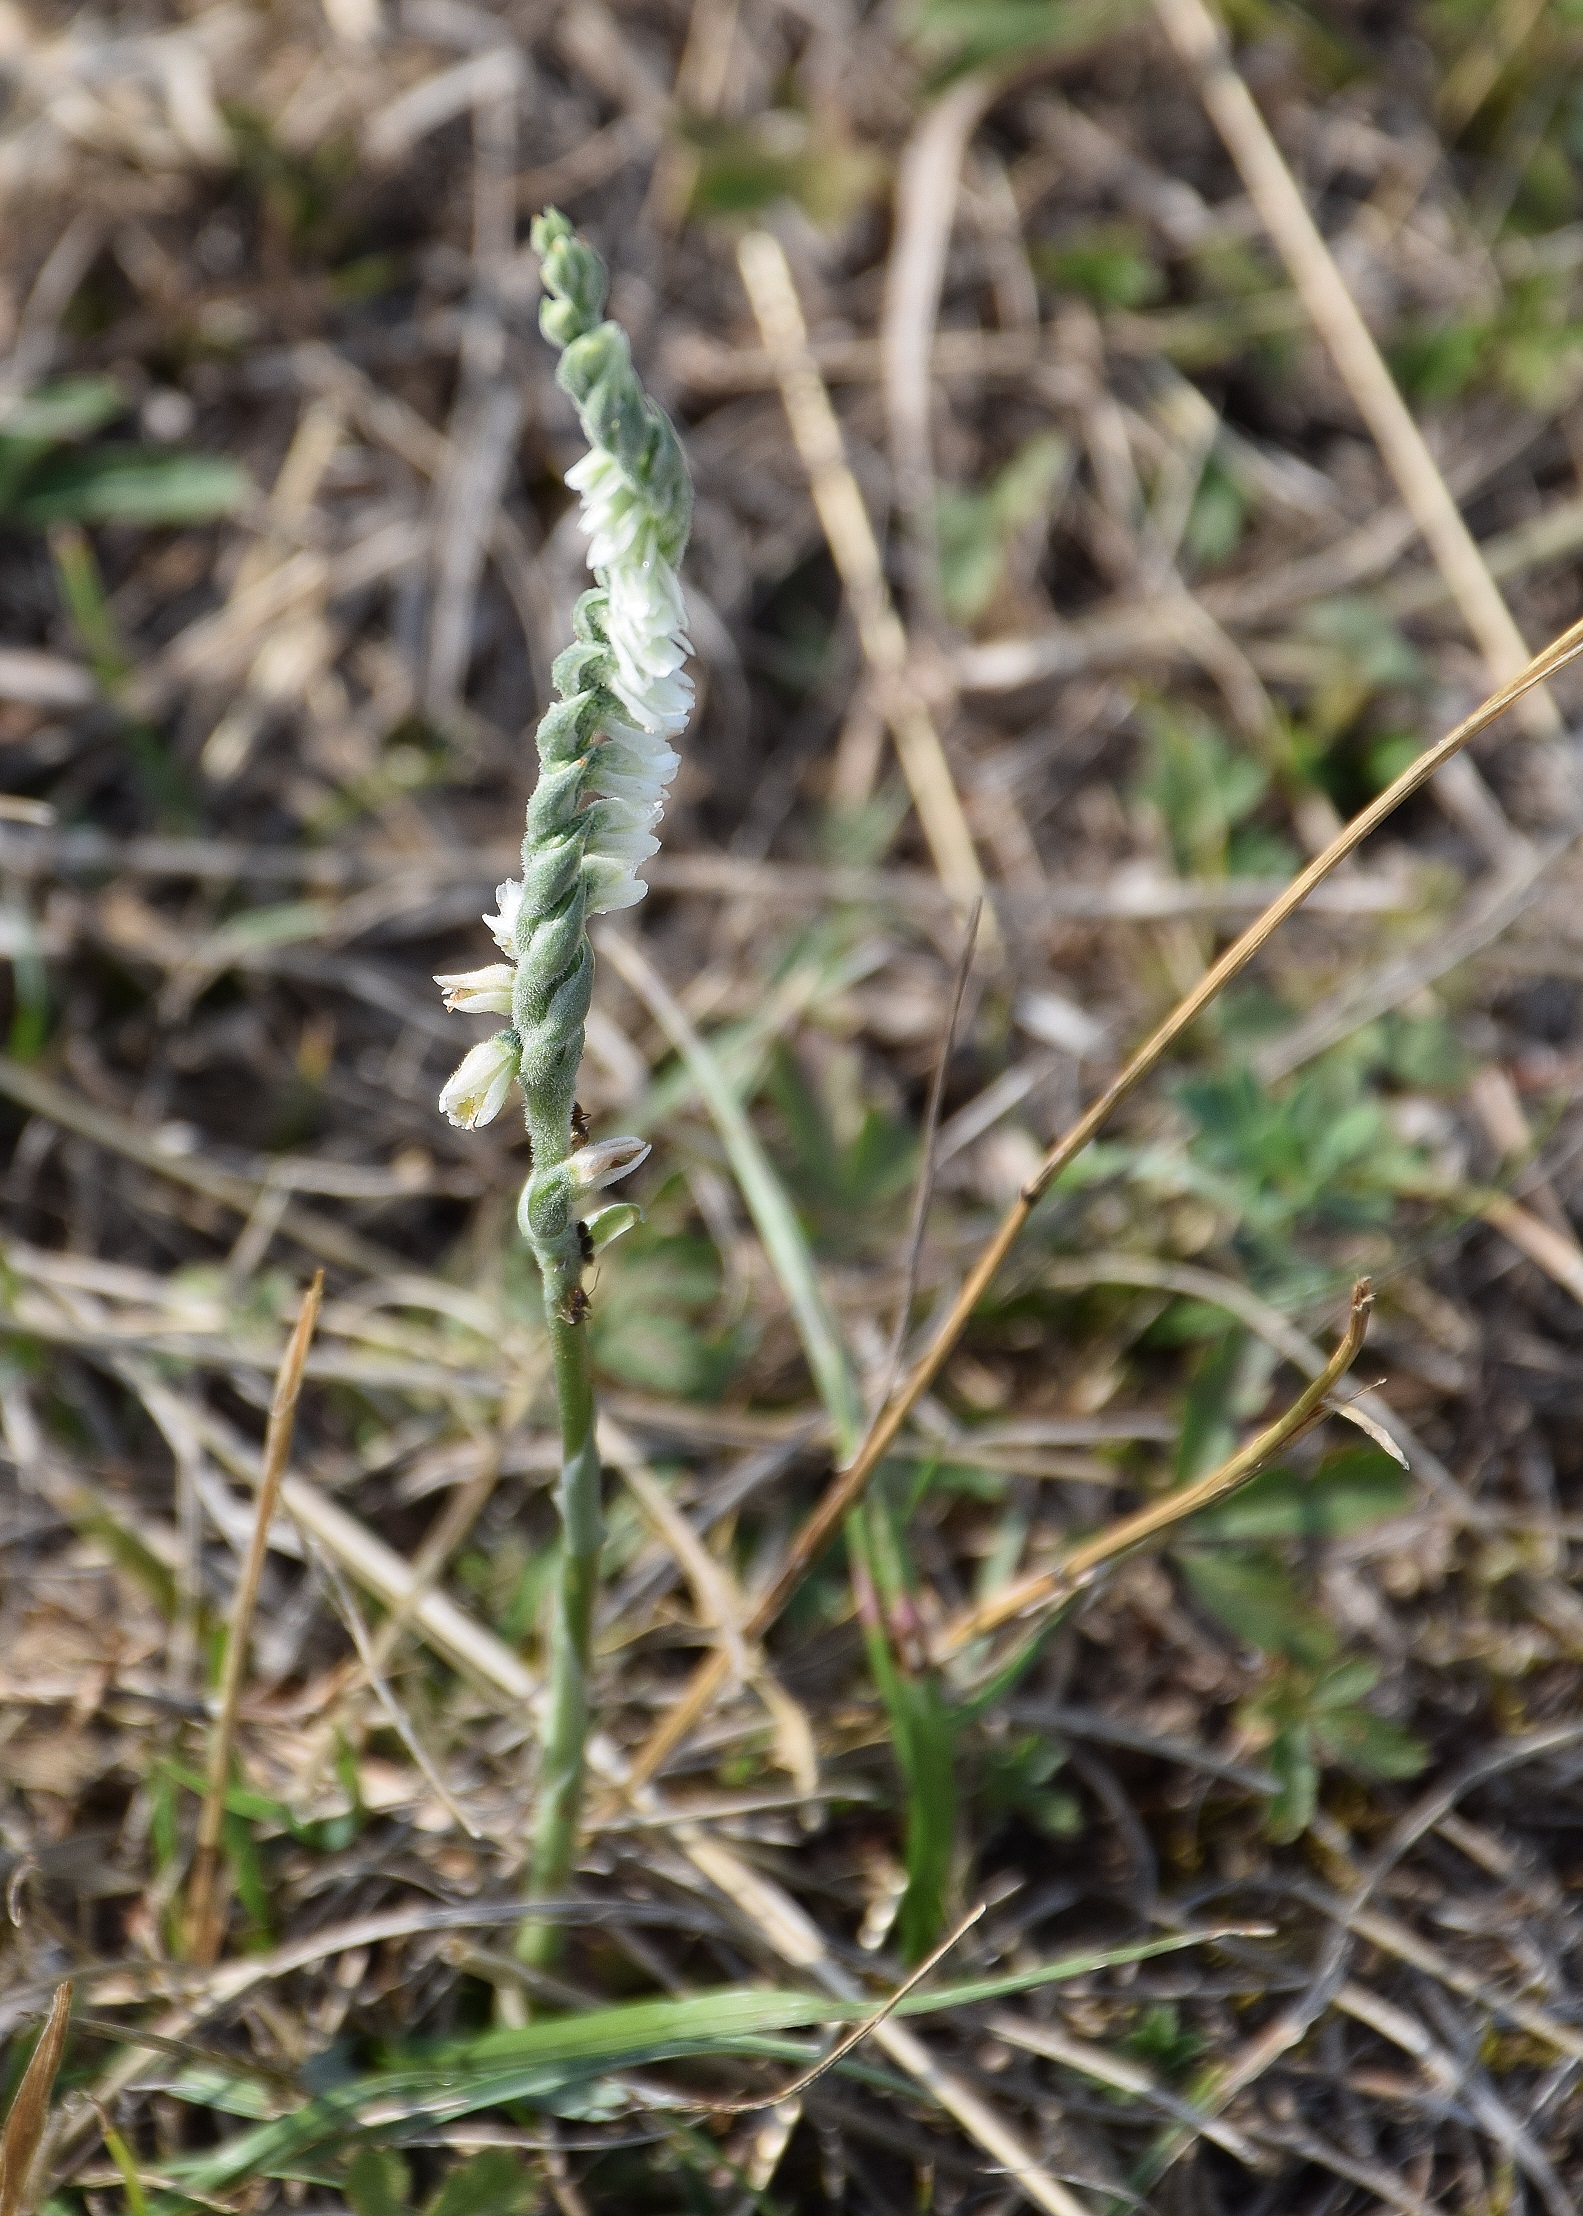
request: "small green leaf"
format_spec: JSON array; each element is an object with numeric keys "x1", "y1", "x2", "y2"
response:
[
  {"x1": 908, "y1": 0, "x2": 1141, "y2": 78},
  {"x1": 1313, "y1": 1655, "x2": 1379, "y2": 1706},
  {"x1": 1177, "y1": 1548, "x2": 1338, "y2": 1667},
  {"x1": 0, "y1": 376, "x2": 125, "y2": 443},
  {"x1": 346, "y1": 2146, "x2": 410, "y2": 2216},
  {"x1": 10, "y1": 446, "x2": 250, "y2": 526},
  {"x1": 1302, "y1": 598, "x2": 1423, "y2": 690},
  {"x1": 982, "y1": 1734, "x2": 1083, "y2": 1842},
  {"x1": 1122, "y1": 2002, "x2": 1202, "y2": 2080},
  {"x1": 1390, "y1": 315, "x2": 1488, "y2": 405},
  {"x1": 1183, "y1": 454, "x2": 1249, "y2": 569},
  {"x1": 937, "y1": 433, "x2": 1070, "y2": 623},
  {"x1": 426, "y1": 2149, "x2": 534, "y2": 2216},
  {"x1": 1265, "y1": 1724, "x2": 1317, "y2": 1842},
  {"x1": 683, "y1": 112, "x2": 882, "y2": 227},
  {"x1": 1136, "y1": 705, "x2": 1268, "y2": 878},
  {"x1": 49, "y1": 522, "x2": 128, "y2": 691},
  {"x1": 1034, "y1": 224, "x2": 1164, "y2": 311},
  {"x1": 1312, "y1": 1704, "x2": 1427, "y2": 1781},
  {"x1": 1186, "y1": 1447, "x2": 1410, "y2": 1543}
]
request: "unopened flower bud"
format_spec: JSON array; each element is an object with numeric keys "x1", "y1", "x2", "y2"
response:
[
  {"x1": 570, "y1": 1135, "x2": 650, "y2": 1192},
  {"x1": 435, "y1": 963, "x2": 516, "y2": 1015},
  {"x1": 438, "y1": 1032, "x2": 519, "y2": 1129},
  {"x1": 584, "y1": 1201, "x2": 641, "y2": 1252}
]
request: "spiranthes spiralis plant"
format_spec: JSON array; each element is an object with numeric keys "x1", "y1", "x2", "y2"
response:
[{"x1": 434, "y1": 208, "x2": 693, "y2": 1961}]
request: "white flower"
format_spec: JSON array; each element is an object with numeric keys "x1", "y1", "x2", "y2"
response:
[
  {"x1": 569, "y1": 1134, "x2": 650, "y2": 1191},
  {"x1": 438, "y1": 1033, "x2": 519, "y2": 1129},
  {"x1": 602, "y1": 550, "x2": 692, "y2": 736},
  {"x1": 562, "y1": 443, "x2": 694, "y2": 915},
  {"x1": 435, "y1": 964, "x2": 516, "y2": 1015},
  {"x1": 484, "y1": 880, "x2": 523, "y2": 955}
]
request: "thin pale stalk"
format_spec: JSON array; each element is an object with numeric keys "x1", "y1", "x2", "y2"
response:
[{"x1": 185, "y1": 1272, "x2": 323, "y2": 1966}]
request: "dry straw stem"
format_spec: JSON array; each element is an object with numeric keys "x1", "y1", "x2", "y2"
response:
[
  {"x1": 940, "y1": 1279, "x2": 1372, "y2": 1652},
  {"x1": 1152, "y1": 0, "x2": 1559, "y2": 738},
  {"x1": 0, "y1": 1981, "x2": 72, "y2": 2216},
  {"x1": 1474, "y1": 1187, "x2": 1583, "y2": 1306},
  {"x1": 184, "y1": 1269, "x2": 324, "y2": 1966},
  {"x1": 624, "y1": 606, "x2": 1583, "y2": 1794},
  {"x1": 881, "y1": 893, "x2": 981, "y2": 1407},
  {"x1": 883, "y1": 72, "x2": 1002, "y2": 614},
  {"x1": 735, "y1": 229, "x2": 991, "y2": 923},
  {"x1": 695, "y1": 1902, "x2": 987, "y2": 2116}
]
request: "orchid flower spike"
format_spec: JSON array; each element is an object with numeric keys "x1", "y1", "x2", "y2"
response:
[
  {"x1": 434, "y1": 209, "x2": 692, "y2": 1297},
  {"x1": 431, "y1": 209, "x2": 696, "y2": 1956}
]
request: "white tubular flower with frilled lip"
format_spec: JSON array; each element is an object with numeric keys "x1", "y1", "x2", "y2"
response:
[
  {"x1": 569, "y1": 1135, "x2": 650, "y2": 1192},
  {"x1": 566, "y1": 450, "x2": 694, "y2": 734},
  {"x1": 434, "y1": 964, "x2": 516, "y2": 1015},
  {"x1": 483, "y1": 879, "x2": 524, "y2": 953},
  {"x1": 438, "y1": 1032, "x2": 519, "y2": 1129},
  {"x1": 561, "y1": 440, "x2": 692, "y2": 921}
]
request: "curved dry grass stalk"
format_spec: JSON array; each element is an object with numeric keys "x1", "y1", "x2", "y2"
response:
[
  {"x1": 625, "y1": 609, "x2": 1583, "y2": 1792},
  {"x1": 939, "y1": 1279, "x2": 1372, "y2": 1651}
]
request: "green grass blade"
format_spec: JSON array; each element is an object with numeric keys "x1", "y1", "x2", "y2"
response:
[
  {"x1": 598, "y1": 928, "x2": 864, "y2": 1454},
  {"x1": 165, "y1": 1931, "x2": 1243, "y2": 2187},
  {"x1": 15, "y1": 448, "x2": 251, "y2": 527}
]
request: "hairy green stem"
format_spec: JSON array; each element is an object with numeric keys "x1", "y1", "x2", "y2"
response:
[{"x1": 518, "y1": 1301, "x2": 601, "y2": 1963}]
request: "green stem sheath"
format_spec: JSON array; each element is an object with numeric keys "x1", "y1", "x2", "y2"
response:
[{"x1": 519, "y1": 1296, "x2": 602, "y2": 1964}]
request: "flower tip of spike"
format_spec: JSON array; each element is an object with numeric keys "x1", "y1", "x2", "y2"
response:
[{"x1": 530, "y1": 206, "x2": 574, "y2": 256}]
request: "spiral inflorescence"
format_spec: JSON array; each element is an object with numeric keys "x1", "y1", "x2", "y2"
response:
[{"x1": 435, "y1": 210, "x2": 693, "y2": 1302}]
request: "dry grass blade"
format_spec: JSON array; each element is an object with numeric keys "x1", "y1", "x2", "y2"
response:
[
  {"x1": 0, "y1": 1982, "x2": 72, "y2": 2216},
  {"x1": 601, "y1": 1414, "x2": 751, "y2": 1692},
  {"x1": 939, "y1": 1279, "x2": 1372, "y2": 1651},
  {"x1": 879, "y1": 892, "x2": 981, "y2": 1406},
  {"x1": 884, "y1": 72, "x2": 1001, "y2": 612},
  {"x1": 0, "y1": 1053, "x2": 397, "y2": 1276},
  {"x1": 184, "y1": 1270, "x2": 324, "y2": 1965},
  {"x1": 1151, "y1": 0, "x2": 1558, "y2": 735},
  {"x1": 696, "y1": 1902, "x2": 987, "y2": 2114},
  {"x1": 624, "y1": 611, "x2": 1583, "y2": 1787},
  {"x1": 735, "y1": 228, "x2": 991, "y2": 921}
]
